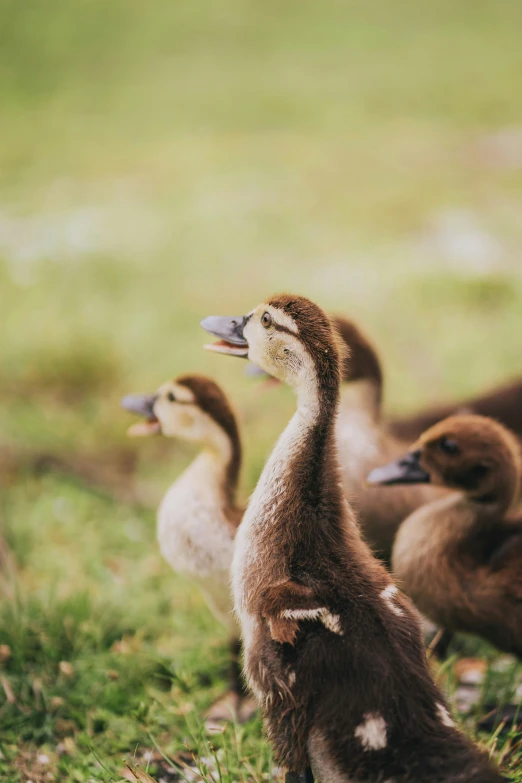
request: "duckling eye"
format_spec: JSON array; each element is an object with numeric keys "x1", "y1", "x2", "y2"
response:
[
  {"x1": 167, "y1": 391, "x2": 176, "y2": 402},
  {"x1": 439, "y1": 437, "x2": 459, "y2": 455},
  {"x1": 261, "y1": 312, "x2": 272, "y2": 329}
]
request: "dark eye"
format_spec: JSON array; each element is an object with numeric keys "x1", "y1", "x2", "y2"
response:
[
  {"x1": 261, "y1": 311, "x2": 272, "y2": 329},
  {"x1": 439, "y1": 437, "x2": 459, "y2": 455},
  {"x1": 167, "y1": 391, "x2": 176, "y2": 402}
]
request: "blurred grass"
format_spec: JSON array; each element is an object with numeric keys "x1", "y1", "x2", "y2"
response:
[{"x1": 1, "y1": 0, "x2": 522, "y2": 779}]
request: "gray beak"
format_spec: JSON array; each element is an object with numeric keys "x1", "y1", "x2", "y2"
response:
[
  {"x1": 367, "y1": 450, "x2": 431, "y2": 486},
  {"x1": 200, "y1": 315, "x2": 249, "y2": 358},
  {"x1": 120, "y1": 394, "x2": 158, "y2": 419}
]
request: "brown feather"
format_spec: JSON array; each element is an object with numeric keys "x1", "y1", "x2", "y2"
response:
[
  {"x1": 234, "y1": 296, "x2": 504, "y2": 782},
  {"x1": 392, "y1": 414, "x2": 522, "y2": 658}
]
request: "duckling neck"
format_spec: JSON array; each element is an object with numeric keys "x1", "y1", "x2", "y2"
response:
[
  {"x1": 275, "y1": 374, "x2": 337, "y2": 484},
  {"x1": 296, "y1": 375, "x2": 339, "y2": 463},
  {"x1": 297, "y1": 385, "x2": 339, "y2": 502},
  {"x1": 233, "y1": 374, "x2": 340, "y2": 608},
  {"x1": 278, "y1": 379, "x2": 339, "y2": 499},
  {"x1": 196, "y1": 442, "x2": 232, "y2": 491},
  {"x1": 161, "y1": 429, "x2": 239, "y2": 529},
  {"x1": 199, "y1": 422, "x2": 241, "y2": 510}
]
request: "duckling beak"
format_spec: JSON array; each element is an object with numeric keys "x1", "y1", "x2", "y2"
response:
[
  {"x1": 200, "y1": 315, "x2": 249, "y2": 358},
  {"x1": 121, "y1": 394, "x2": 161, "y2": 437},
  {"x1": 367, "y1": 450, "x2": 431, "y2": 486}
]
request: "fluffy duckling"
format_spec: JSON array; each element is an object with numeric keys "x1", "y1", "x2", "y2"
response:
[
  {"x1": 202, "y1": 297, "x2": 505, "y2": 783},
  {"x1": 332, "y1": 317, "x2": 444, "y2": 563},
  {"x1": 390, "y1": 379, "x2": 522, "y2": 444},
  {"x1": 121, "y1": 375, "x2": 254, "y2": 724},
  {"x1": 368, "y1": 414, "x2": 522, "y2": 658}
]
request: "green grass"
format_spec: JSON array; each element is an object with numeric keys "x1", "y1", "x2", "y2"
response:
[{"x1": 2, "y1": 0, "x2": 522, "y2": 779}]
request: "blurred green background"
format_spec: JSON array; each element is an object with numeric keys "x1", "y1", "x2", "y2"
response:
[{"x1": 1, "y1": 1, "x2": 522, "y2": 780}]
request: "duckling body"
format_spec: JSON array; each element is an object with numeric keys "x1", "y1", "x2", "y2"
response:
[
  {"x1": 392, "y1": 492, "x2": 522, "y2": 654},
  {"x1": 332, "y1": 319, "x2": 443, "y2": 562},
  {"x1": 157, "y1": 448, "x2": 238, "y2": 633},
  {"x1": 370, "y1": 414, "x2": 522, "y2": 657},
  {"x1": 122, "y1": 375, "x2": 252, "y2": 722},
  {"x1": 203, "y1": 298, "x2": 504, "y2": 783}
]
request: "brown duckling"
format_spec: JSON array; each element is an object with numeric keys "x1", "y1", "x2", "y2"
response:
[
  {"x1": 390, "y1": 379, "x2": 522, "y2": 444},
  {"x1": 202, "y1": 297, "x2": 505, "y2": 783},
  {"x1": 368, "y1": 414, "x2": 522, "y2": 658},
  {"x1": 332, "y1": 316, "x2": 445, "y2": 563},
  {"x1": 121, "y1": 375, "x2": 254, "y2": 726}
]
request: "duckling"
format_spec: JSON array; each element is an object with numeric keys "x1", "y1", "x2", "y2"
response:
[
  {"x1": 202, "y1": 297, "x2": 505, "y2": 783},
  {"x1": 121, "y1": 375, "x2": 254, "y2": 725},
  {"x1": 332, "y1": 316, "x2": 445, "y2": 563},
  {"x1": 368, "y1": 414, "x2": 522, "y2": 658},
  {"x1": 390, "y1": 379, "x2": 522, "y2": 443}
]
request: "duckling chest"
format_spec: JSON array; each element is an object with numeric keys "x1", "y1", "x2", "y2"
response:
[
  {"x1": 392, "y1": 496, "x2": 473, "y2": 626},
  {"x1": 231, "y1": 411, "x2": 309, "y2": 617},
  {"x1": 157, "y1": 475, "x2": 234, "y2": 581}
]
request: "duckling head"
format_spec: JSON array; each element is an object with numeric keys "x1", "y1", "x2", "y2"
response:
[
  {"x1": 121, "y1": 374, "x2": 240, "y2": 453},
  {"x1": 332, "y1": 316, "x2": 383, "y2": 394},
  {"x1": 368, "y1": 414, "x2": 522, "y2": 507},
  {"x1": 202, "y1": 294, "x2": 347, "y2": 400},
  {"x1": 244, "y1": 314, "x2": 382, "y2": 402}
]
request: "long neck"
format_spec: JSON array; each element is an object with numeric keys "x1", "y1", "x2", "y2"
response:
[
  {"x1": 343, "y1": 352, "x2": 383, "y2": 412},
  {"x1": 219, "y1": 426, "x2": 241, "y2": 510},
  {"x1": 294, "y1": 379, "x2": 340, "y2": 505},
  {"x1": 210, "y1": 424, "x2": 241, "y2": 511},
  {"x1": 261, "y1": 372, "x2": 340, "y2": 516},
  {"x1": 339, "y1": 379, "x2": 382, "y2": 422},
  {"x1": 333, "y1": 317, "x2": 383, "y2": 409},
  {"x1": 267, "y1": 371, "x2": 381, "y2": 584},
  {"x1": 181, "y1": 426, "x2": 240, "y2": 513}
]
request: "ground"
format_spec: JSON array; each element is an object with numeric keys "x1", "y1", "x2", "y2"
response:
[{"x1": 1, "y1": 0, "x2": 522, "y2": 780}]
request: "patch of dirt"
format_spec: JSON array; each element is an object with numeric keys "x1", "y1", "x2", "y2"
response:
[{"x1": 12, "y1": 746, "x2": 58, "y2": 783}]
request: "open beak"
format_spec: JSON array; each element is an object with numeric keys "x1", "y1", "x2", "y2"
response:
[
  {"x1": 366, "y1": 450, "x2": 431, "y2": 486},
  {"x1": 200, "y1": 315, "x2": 249, "y2": 358},
  {"x1": 120, "y1": 394, "x2": 161, "y2": 437}
]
